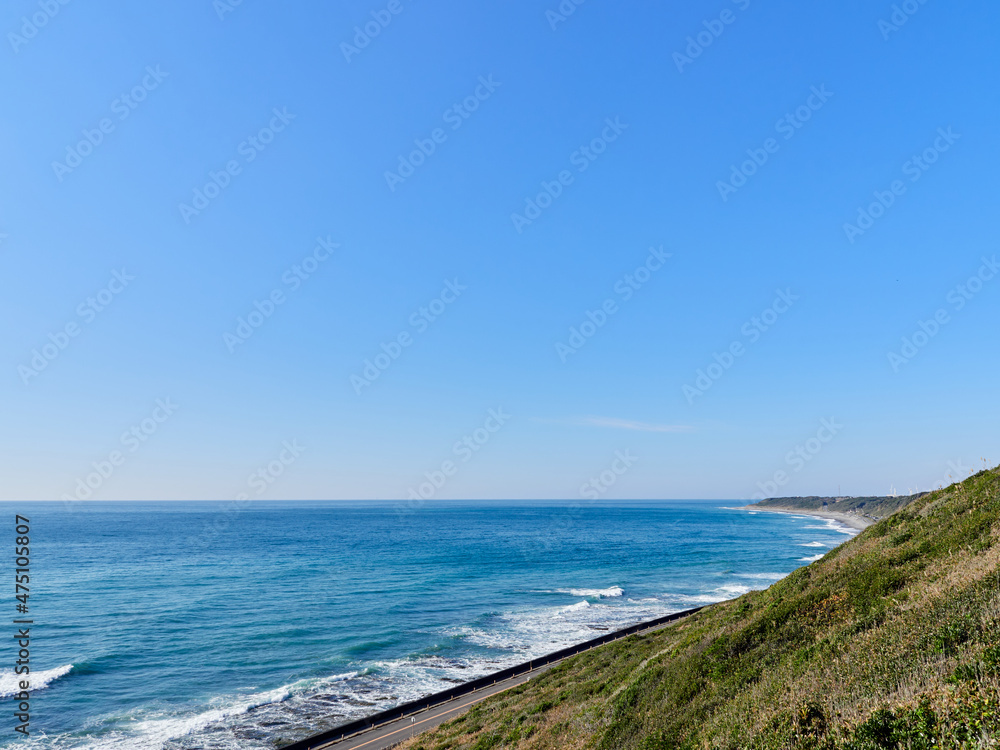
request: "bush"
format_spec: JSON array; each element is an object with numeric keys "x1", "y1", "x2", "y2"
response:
[
  {"x1": 847, "y1": 700, "x2": 938, "y2": 750},
  {"x1": 981, "y1": 644, "x2": 1000, "y2": 674},
  {"x1": 847, "y1": 565, "x2": 905, "y2": 615},
  {"x1": 796, "y1": 701, "x2": 828, "y2": 737},
  {"x1": 948, "y1": 662, "x2": 977, "y2": 683},
  {"x1": 889, "y1": 530, "x2": 912, "y2": 546},
  {"x1": 931, "y1": 616, "x2": 975, "y2": 656}
]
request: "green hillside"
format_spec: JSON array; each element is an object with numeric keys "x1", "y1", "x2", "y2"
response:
[{"x1": 402, "y1": 466, "x2": 1000, "y2": 750}]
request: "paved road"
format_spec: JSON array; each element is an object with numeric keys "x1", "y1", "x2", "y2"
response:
[{"x1": 318, "y1": 664, "x2": 557, "y2": 750}]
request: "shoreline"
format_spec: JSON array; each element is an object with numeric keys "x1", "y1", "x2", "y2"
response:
[
  {"x1": 739, "y1": 504, "x2": 874, "y2": 530},
  {"x1": 280, "y1": 606, "x2": 705, "y2": 750}
]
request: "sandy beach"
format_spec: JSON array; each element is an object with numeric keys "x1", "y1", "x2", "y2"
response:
[{"x1": 739, "y1": 505, "x2": 874, "y2": 531}]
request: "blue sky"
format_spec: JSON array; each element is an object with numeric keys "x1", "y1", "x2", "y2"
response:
[{"x1": 1, "y1": 0, "x2": 997, "y2": 502}]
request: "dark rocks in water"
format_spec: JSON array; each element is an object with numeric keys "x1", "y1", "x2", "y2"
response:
[
  {"x1": 232, "y1": 726, "x2": 276, "y2": 738},
  {"x1": 308, "y1": 693, "x2": 346, "y2": 704},
  {"x1": 254, "y1": 719, "x2": 295, "y2": 729}
]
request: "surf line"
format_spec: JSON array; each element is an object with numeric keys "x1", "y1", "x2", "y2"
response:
[{"x1": 282, "y1": 605, "x2": 705, "y2": 750}]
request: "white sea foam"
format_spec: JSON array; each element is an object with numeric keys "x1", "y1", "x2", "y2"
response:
[
  {"x1": 799, "y1": 541, "x2": 827, "y2": 547},
  {"x1": 16, "y1": 683, "x2": 295, "y2": 750},
  {"x1": 130, "y1": 685, "x2": 291, "y2": 741},
  {"x1": 805, "y1": 518, "x2": 857, "y2": 536},
  {"x1": 0, "y1": 664, "x2": 73, "y2": 698},
  {"x1": 555, "y1": 586, "x2": 624, "y2": 598},
  {"x1": 799, "y1": 554, "x2": 824, "y2": 562},
  {"x1": 450, "y1": 595, "x2": 678, "y2": 658},
  {"x1": 712, "y1": 583, "x2": 754, "y2": 598},
  {"x1": 667, "y1": 583, "x2": 755, "y2": 605},
  {"x1": 666, "y1": 593, "x2": 722, "y2": 604}
]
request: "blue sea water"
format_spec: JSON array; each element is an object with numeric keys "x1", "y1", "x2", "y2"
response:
[{"x1": 0, "y1": 501, "x2": 856, "y2": 749}]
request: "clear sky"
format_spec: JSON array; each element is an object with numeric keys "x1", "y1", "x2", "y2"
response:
[{"x1": 2, "y1": 0, "x2": 997, "y2": 502}]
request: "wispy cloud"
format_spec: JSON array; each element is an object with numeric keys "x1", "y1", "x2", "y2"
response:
[
  {"x1": 576, "y1": 416, "x2": 692, "y2": 433},
  {"x1": 530, "y1": 416, "x2": 693, "y2": 432}
]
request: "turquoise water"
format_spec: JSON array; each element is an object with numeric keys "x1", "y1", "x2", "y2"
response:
[{"x1": 0, "y1": 501, "x2": 855, "y2": 749}]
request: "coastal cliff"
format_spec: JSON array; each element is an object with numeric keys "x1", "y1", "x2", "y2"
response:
[{"x1": 749, "y1": 493, "x2": 930, "y2": 526}]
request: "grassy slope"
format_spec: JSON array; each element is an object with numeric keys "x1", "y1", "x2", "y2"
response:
[
  {"x1": 401, "y1": 467, "x2": 1000, "y2": 750},
  {"x1": 751, "y1": 494, "x2": 926, "y2": 521}
]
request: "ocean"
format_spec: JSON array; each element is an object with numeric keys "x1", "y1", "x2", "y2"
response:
[{"x1": 0, "y1": 500, "x2": 856, "y2": 749}]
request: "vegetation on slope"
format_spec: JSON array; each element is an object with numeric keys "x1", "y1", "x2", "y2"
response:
[{"x1": 401, "y1": 466, "x2": 1000, "y2": 750}]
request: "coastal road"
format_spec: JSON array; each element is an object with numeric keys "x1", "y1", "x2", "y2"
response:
[
  {"x1": 299, "y1": 612, "x2": 700, "y2": 750},
  {"x1": 320, "y1": 664, "x2": 558, "y2": 750}
]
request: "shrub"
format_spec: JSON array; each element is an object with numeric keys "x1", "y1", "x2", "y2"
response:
[
  {"x1": 889, "y1": 530, "x2": 912, "y2": 546},
  {"x1": 931, "y1": 616, "x2": 975, "y2": 656},
  {"x1": 847, "y1": 565, "x2": 905, "y2": 615},
  {"x1": 796, "y1": 701, "x2": 828, "y2": 737},
  {"x1": 982, "y1": 644, "x2": 1000, "y2": 674}
]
